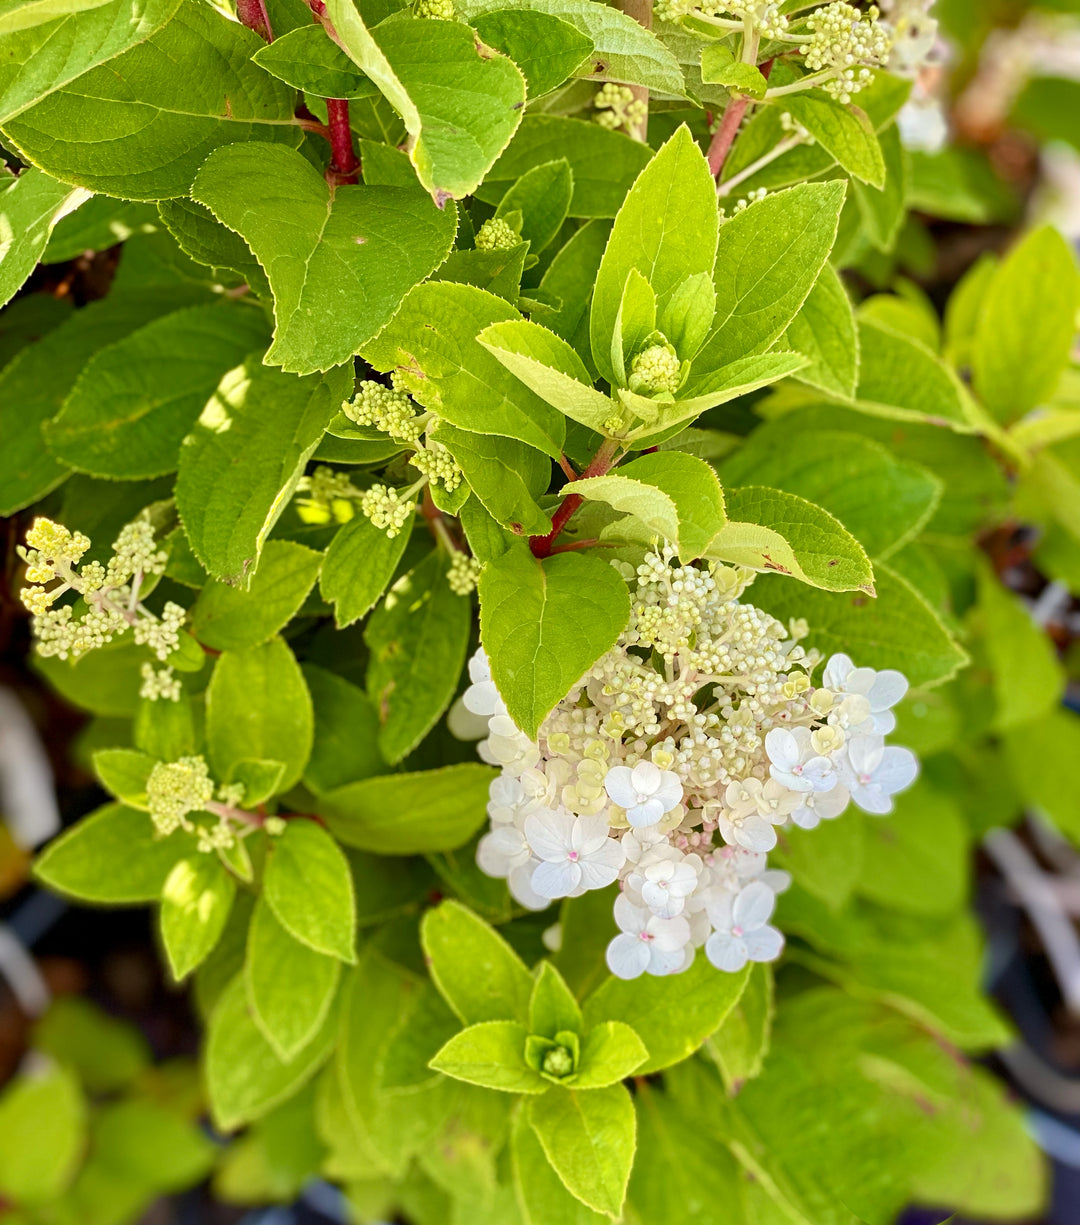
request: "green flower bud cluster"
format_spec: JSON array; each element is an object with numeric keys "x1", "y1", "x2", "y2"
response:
[
  {"x1": 801, "y1": 3, "x2": 891, "y2": 103},
  {"x1": 19, "y1": 516, "x2": 184, "y2": 663},
  {"x1": 147, "y1": 756, "x2": 216, "y2": 838},
  {"x1": 475, "y1": 217, "x2": 520, "y2": 252},
  {"x1": 343, "y1": 380, "x2": 424, "y2": 442},
  {"x1": 628, "y1": 343, "x2": 682, "y2": 396},
  {"x1": 447, "y1": 551, "x2": 483, "y2": 596},
  {"x1": 360, "y1": 484, "x2": 416, "y2": 538},
  {"x1": 593, "y1": 83, "x2": 647, "y2": 134},
  {"x1": 415, "y1": 0, "x2": 454, "y2": 17},
  {"x1": 140, "y1": 663, "x2": 181, "y2": 703},
  {"x1": 409, "y1": 445, "x2": 463, "y2": 492}
]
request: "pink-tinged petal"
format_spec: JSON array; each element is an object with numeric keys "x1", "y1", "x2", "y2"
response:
[
  {"x1": 524, "y1": 811, "x2": 575, "y2": 861},
  {"x1": 631, "y1": 760, "x2": 662, "y2": 793},
  {"x1": 604, "y1": 765, "x2": 637, "y2": 808},
  {"x1": 642, "y1": 885, "x2": 684, "y2": 919},
  {"x1": 733, "y1": 880, "x2": 776, "y2": 930},
  {"x1": 649, "y1": 914, "x2": 691, "y2": 951},
  {"x1": 606, "y1": 933, "x2": 650, "y2": 979},
  {"x1": 627, "y1": 797, "x2": 665, "y2": 828},
  {"x1": 574, "y1": 814, "x2": 613, "y2": 855},
  {"x1": 706, "y1": 931, "x2": 748, "y2": 973},
  {"x1": 577, "y1": 856, "x2": 621, "y2": 892},
  {"x1": 850, "y1": 782, "x2": 893, "y2": 816},
  {"x1": 765, "y1": 728, "x2": 799, "y2": 770},
  {"x1": 614, "y1": 892, "x2": 648, "y2": 935},
  {"x1": 874, "y1": 746, "x2": 919, "y2": 794},
  {"x1": 531, "y1": 859, "x2": 581, "y2": 899},
  {"x1": 804, "y1": 756, "x2": 838, "y2": 792},
  {"x1": 869, "y1": 669, "x2": 908, "y2": 711},
  {"x1": 742, "y1": 924, "x2": 784, "y2": 963}
]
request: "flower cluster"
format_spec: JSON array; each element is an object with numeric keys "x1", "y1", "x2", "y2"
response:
[
  {"x1": 140, "y1": 663, "x2": 181, "y2": 703},
  {"x1": 19, "y1": 517, "x2": 185, "y2": 663},
  {"x1": 593, "y1": 83, "x2": 648, "y2": 134},
  {"x1": 359, "y1": 484, "x2": 417, "y2": 538},
  {"x1": 447, "y1": 551, "x2": 483, "y2": 596},
  {"x1": 468, "y1": 548, "x2": 917, "y2": 980},
  {"x1": 628, "y1": 343, "x2": 682, "y2": 396},
  {"x1": 146, "y1": 755, "x2": 248, "y2": 852},
  {"x1": 342, "y1": 380, "x2": 425, "y2": 442},
  {"x1": 409, "y1": 445, "x2": 463, "y2": 492},
  {"x1": 295, "y1": 465, "x2": 361, "y2": 523},
  {"x1": 800, "y1": 3, "x2": 893, "y2": 102},
  {"x1": 475, "y1": 218, "x2": 520, "y2": 252}
]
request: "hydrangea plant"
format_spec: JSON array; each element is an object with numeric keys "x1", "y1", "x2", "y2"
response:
[{"x1": 1, "y1": 0, "x2": 1078, "y2": 1219}]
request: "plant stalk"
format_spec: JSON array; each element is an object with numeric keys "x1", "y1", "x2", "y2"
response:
[
  {"x1": 326, "y1": 99, "x2": 361, "y2": 184},
  {"x1": 707, "y1": 58, "x2": 774, "y2": 179},
  {"x1": 530, "y1": 438, "x2": 619, "y2": 558},
  {"x1": 236, "y1": 0, "x2": 274, "y2": 42},
  {"x1": 616, "y1": 0, "x2": 652, "y2": 143}
]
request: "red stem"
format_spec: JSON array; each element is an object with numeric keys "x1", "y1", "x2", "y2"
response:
[
  {"x1": 706, "y1": 58, "x2": 773, "y2": 179},
  {"x1": 326, "y1": 99, "x2": 361, "y2": 184},
  {"x1": 236, "y1": 0, "x2": 273, "y2": 41},
  {"x1": 530, "y1": 440, "x2": 619, "y2": 558}
]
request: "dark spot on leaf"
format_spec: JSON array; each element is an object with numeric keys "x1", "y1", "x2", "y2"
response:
[
  {"x1": 594, "y1": 61, "x2": 607, "y2": 73},
  {"x1": 828, "y1": 558, "x2": 838, "y2": 566}
]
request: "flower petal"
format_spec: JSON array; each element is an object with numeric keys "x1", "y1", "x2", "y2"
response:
[
  {"x1": 874, "y1": 746, "x2": 919, "y2": 794},
  {"x1": 823, "y1": 653, "x2": 853, "y2": 689},
  {"x1": 733, "y1": 880, "x2": 776, "y2": 930},
  {"x1": 631, "y1": 760, "x2": 662, "y2": 794},
  {"x1": 606, "y1": 933, "x2": 650, "y2": 979},
  {"x1": 531, "y1": 858, "x2": 581, "y2": 899},
  {"x1": 604, "y1": 765, "x2": 637, "y2": 808},
  {"x1": 627, "y1": 797, "x2": 665, "y2": 828},
  {"x1": 614, "y1": 892, "x2": 648, "y2": 935},
  {"x1": 706, "y1": 931, "x2": 748, "y2": 973},
  {"x1": 574, "y1": 814, "x2": 614, "y2": 855},
  {"x1": 742, "y1": 924, "x2": 784, "y2": 963},
  {"x1": 524, "y1": 811, "x2": 575, "y2": 861},
  {"x1": 765, "y1": 728, "x2": 799, "y2": 771}
]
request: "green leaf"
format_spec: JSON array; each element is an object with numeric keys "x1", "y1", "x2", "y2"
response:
[
  {"x1": 365, "y1": 550, "x2": 471, "y2": 764},
  {"x1": 470, "y1": 10, "x2": 592, "y2": 98},
  {"x1": 246, "y1": 896, "x2": 341, "y2": 1062},
  {"x1": 205, "y1": 973, "x2": 339, "y2": 1131},
  {"x1": 322, "y1": 3, "x2": 526, "y2": 200},
  {"x1": 0, "y1": 1065, "x2": 85, "y2": 1205},
  {"x1": 364, "y1": 281, "x2": 566, "y2": 458},
  {"x1": 530, "y1": 962, "x2": 582, "y2": 1039},
  {"x1": 564, "y1": 451, "x2": 726, "y2": 563},
  {"x1": 44, "y1": 301, "x2": 270, "y2": 478},
  {"x1": 512, "y1": 1102, "x2": 607, "y2": 1225},
  {"x1": 0, "y1": 169, "x2": 89, "y2": 308},
  {"x1": 476, "y1": 317, "x2": 615, "y2": 435},
  {"x1": 0, "y1": 0, "x2": 180, "y2": 125},
  {"x1": 574, "y1": 1021, "x2": 647, "y2": 1089},
  {"x1": 773, "y1": 810, "x2": 866, "y2": 911},
  {"x1": 708, "y1": 486, "x2": 875, "y2": 593},
  {"x1": 422, "y1": 899, "x2": 533, "y2": 1025},
  {"x1": 463, "y1": 0, "x2": 684, "y2": 96},
  {"x1": 33, "y1": 997, "x2": 150, "y2": 1094},
  {"x1": 701, "y1": 48, "x2": 768, "y2": 97},
  {"x1": 690, "y1": 181, "x2": 847, "y2": 376},
  {"x1": 496, "y1": 158, "x2": 574, "y2": 256},
  {"x1": 252, "y1": 25, "x2": 374, "y2": 98},
  {"x1": 528, "y1": 1084, "x2": 635, "y2": 1217},
  {"x1": 191, "y1": 541, "x2": 322, "y2": 652},
  {"x1": 591, "y1": 126, "x2": 717, "y2": 385},
  {"x1": 176, "y1": 357, "x2": 345, "y2": 583},
  {"x1": 264, "y1": 819, "x2": 356, "y2": 963},
  {"x1": 191, "y1": 143, "x2": 456, "y2": 375},
  {"x1": 0, "y1": 289, "x2": 209, "y2": 516},
  {"x1": 705, "y1": 961, "x2": 773, "y2": 1093},
  {"x1": 303, "y1": 665, "x2": 385, "y2": 794},
  {"x1": 433, "y1": 423, "x2": 552, "y2": 535},
  {"x1": 159, "y1": 853, "x2": 236, "y2": 980},
  {"x1": 479, "y1": 116, "x2": 651, "y2": 218},
  {"x1": 851, "y1": 121, "x2": 908, "y2": 253},
  {"x1": 720, "y1": 431, "x2": 941, "y2": 560},
  {"x1": 206, "y1": 638, "x2": 314, "y2": 792},
  {"x1": 782, "y1": 262, "x2": 858, "y2": 398},
  {"x1": 973, "y1": 225, "x2": 1080, "y2": 424},
  {"x1": 478, "y1": 547, "x2": 630, "y2": 739},
  {"x1": 977, "y1": 561, "x2": 1065, "y2": 731},
  {"x1": 35, "y1": 803, "x2": 195, "y2": 903},
  {"x1": 750, "y1": 563, "x2": 969, "y2": 689},
  {"x1": 779, "y1": 92, "x2": 884, "y2": 187},
  {"x1": 156, "y1": 198, "x2": 270, "y2": 296},
  {"x1": 1005, "y1": 709, "x2": 1080, "y2": 842},
  {"x1": 583, "y1": 955, "x2": 748, "y2": 1074},
  {"x1": 320, "y1": 512, "x2": 412, "y2": 628},
  {"x1": 430, "y1": 1021, "x2": 548, "y2": 1094},
  {"x1": 2, "y1": 1, "x2": 301, "y2": 199},
  {"x1": 854, "y1": 318, "x2": 974, "y2": 428},
  {"x1": 92, "y1": 748, "x2": 154, "y2": 808},
  {"x1": 320, "y1": 763, "x2": 495, "y2": 855}
]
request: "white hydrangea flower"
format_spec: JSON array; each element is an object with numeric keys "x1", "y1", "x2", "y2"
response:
[
  {"x1": 467, "y1": 546, "x2": 919, "y2": 979},
  {"x1": 705, "y1": 881, "x2": 784, "y2": 973},
  {"x1": 606, "y1": 894, "x2": 692, "y2": 979},
  {"x1": 524, "y1": 812, "x2": 626, "y2": 899},
  {"x1": 604, "y1": 760, "x2": 683, "y2": 828},
  {"x1": 838, "y1": 736, "x2": 919, "y2": 815}
]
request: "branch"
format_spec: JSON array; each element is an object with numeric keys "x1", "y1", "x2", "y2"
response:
[
  {"x1": 530, "y1": 439, "x2": 619, "y2": 558},
  {"x1": 707, "y1": 58, "x2": 774, "y2": 179},
  {"x1": 236, "y1": 0, "x2": 273, "y2": 42},
  {"x1": 326, "y1": 99, "x2": 361, "y2": 185},
  {"x1": 615, "y1": 0, "x2": 652, "y2": 143}
]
